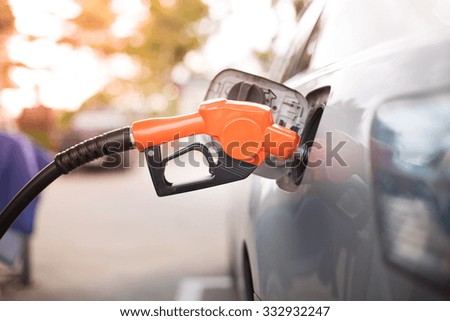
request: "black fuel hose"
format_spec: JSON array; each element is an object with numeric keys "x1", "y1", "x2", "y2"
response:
[{"x1": 0, "y1": 126, "x2": 134, "y2": 239}]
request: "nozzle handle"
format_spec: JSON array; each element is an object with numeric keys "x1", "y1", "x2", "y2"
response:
[{"x1": 145, "y1": 143, "x2": 257, "y2": 196}]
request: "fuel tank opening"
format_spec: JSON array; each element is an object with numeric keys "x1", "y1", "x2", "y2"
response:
[{"x1": 292, "y1": 104, "x2": 324, "y2": 185}]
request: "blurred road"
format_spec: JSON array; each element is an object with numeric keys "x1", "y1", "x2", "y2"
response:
[{"x1": 1, "y1": 155, "x2": 248, "y2": 300}]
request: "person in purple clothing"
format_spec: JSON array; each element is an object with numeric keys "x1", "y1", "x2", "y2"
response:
[{"x1": 0, "y1": 130, "x2": 51, "y2": 284}]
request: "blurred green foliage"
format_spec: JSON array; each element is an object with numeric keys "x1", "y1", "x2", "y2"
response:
[
  {"x1": 0, "y1": 0, "x2": 208, "y2": 149},
  {"x1": 65, "y1": 0, "x2": 208, "y2": 109},
  {"x1": 1, "y1": 0, "x2": 208, "y2": 111},
  {"x1": 125, "y1": 0, "x2": 207, "y2": 93}
]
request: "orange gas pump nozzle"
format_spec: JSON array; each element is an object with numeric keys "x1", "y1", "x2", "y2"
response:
[
  {"x1": 131, "y1": 98, "x2": 300, "y2": 166},
  {"x1": 0, "y1": 76, "x2": 305, "y2": 238}
]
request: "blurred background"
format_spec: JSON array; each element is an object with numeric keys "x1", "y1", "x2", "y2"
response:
[{"x1": 0, "y1": 0, "x2": 306, "y2": 300}]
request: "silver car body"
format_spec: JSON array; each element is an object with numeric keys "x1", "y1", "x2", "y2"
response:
[{"x1": 228, "y1": 0, "x2": 450, "y2": 300}]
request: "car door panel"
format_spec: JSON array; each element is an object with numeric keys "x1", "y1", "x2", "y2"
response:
[{"x1": 250, "y1": 38, "x2": 450, "y2": 300}]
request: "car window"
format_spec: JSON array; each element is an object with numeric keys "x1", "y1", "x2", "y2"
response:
[
  {"x1": 311, "y1": 0, "x2": 450, "y2": 69},
  {"x1": 274, "y1": 0, "x2": 325, "y2": 82},
  {"x1": 280, "y1": 19, "x2": 321, "y2": 82},
  {"x1": 281, "y1": 0, "x2": 450, "y2": 80}
]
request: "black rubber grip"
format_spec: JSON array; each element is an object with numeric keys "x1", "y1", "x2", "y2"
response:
[{"x1": 54, "y1": 126, "x2": 134, "y2": 174}]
